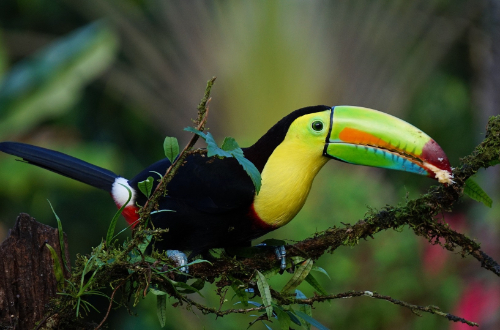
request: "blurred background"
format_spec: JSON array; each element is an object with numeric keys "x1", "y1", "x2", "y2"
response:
[{"x1": 0, "y1": 0, "x2": 499, "y2": 329}]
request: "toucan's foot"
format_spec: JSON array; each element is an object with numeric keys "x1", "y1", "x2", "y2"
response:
[
  {"x1": 167, "y1": 250, "x2": 189, "y2": 274},
  {"x1": 275, "y1": 245, "x2": 287, "y2": 272},
  {"x1": 255, "y1": 243, "x2": 287, "y2": 273}
]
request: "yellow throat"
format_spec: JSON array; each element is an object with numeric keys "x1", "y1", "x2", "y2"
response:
[{"x1": 252, "y1": 111, "x2": 331, "y2": 227}]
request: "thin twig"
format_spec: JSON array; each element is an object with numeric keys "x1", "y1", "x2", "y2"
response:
[
  {"x1": 182, "y1": 295, "x2": 266, "y2": 316},
  {"x1": 182, "y1": 289, "x2": 478, "y2": 327},
  {"x1": 286, "y1": 291, "x2": 478, "y2": 327},
  {"x1": 138, "y1": 77, "x2": 215, "y2": 221},
  {"x1": 34, "y1": 312, "x2": 52, "y2": 330},
  {"x1": 95, "y1": 279, "x2": 127, "y2": 330},
  {"x1": 216, "y1": 288, "x2": 229, "y2": 319}
]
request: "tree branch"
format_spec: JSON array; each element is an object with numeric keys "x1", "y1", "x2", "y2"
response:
[
  {"x1": 188, "y1": 115, "x2": 500, "y2": 280},
  {"x1": 180, "y1": 289, "x2": 478, "y2": 327},
  {"x1": 32, "y1": 85, "x2": 499, "y2": 327},
  {"x1": 290, "y1": 291, "x2": 478, "y2": 327}
]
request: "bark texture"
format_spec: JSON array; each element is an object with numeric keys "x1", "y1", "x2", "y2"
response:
[{"x1": 0, "y1": 213, "x2": 70, "y2": 330}]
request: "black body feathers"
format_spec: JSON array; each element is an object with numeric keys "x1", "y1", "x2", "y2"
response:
[{"x1": 128, "y1": 154, "x2": 259, "y2": 255}]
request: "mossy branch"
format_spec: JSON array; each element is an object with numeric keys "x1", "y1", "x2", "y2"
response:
[
  {"x1": 38, "y1": 79, "x2": 499, "y2": 328},
  {"x1": 188, "y1": 114, "x2": 500, "y2": 280}
]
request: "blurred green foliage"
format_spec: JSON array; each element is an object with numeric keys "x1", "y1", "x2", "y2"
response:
[
  {"x1": 0, "y1": 1, "x2": 498, "y2": 329},
  {"x1": 0, "y1": 21, "x2": 118, "y2": 139},
  {"x1": 0, "y1": 33, "x2": 6, "y2": 77}
]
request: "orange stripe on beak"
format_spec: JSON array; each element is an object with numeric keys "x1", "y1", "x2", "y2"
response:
[{"x1": 339, "y1": 127, "x2": 411, "y2": 157}]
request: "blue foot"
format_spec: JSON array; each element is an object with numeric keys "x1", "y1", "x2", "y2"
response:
[
  {"x1": 255, "y1": 243, "x2": 287, "y2": 272},
  {"x1": 166, "y1": 250, "x2": 189, "y2": 274},
  {"x1": 274, "y1": 245, "x2": 287, "y2": 271}
]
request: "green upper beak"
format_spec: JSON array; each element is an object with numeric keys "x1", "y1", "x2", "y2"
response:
[{"x1": 324, "y1": 106, "x2": 453, "y2": 183}]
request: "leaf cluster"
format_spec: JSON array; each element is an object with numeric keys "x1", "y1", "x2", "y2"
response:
[{"x1": 184, "y1": 127, "x2": 262, "y2": 193}]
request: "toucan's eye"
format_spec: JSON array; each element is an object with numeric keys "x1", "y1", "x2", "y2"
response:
[{"x1": 311, "y1": 120, "x2": 324, "y2": 132}]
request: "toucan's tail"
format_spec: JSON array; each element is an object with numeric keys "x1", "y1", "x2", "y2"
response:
[{"x1": 0, "y1": 142, "x2": 118, "y2": 192}]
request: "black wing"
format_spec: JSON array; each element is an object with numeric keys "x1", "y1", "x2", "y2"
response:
[
  {"x1": 129, "y1": 152, "x2": 255, "y2": 213},
  {"x1": 129, "y1": 152, "x2": 259, "y2": 253}
]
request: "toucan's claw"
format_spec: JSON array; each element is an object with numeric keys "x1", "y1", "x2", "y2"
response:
[{"x1": 167, "y1": 250, "x2": 189, "y2": 274}]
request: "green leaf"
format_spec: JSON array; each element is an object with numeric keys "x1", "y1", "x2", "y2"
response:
[
  {"x1": 295, "y1": 290, "x2": 312, "y2": 330},
  {"x1": 183, "y1": 259, "x2": 212, "y2": 268},
  {"x1": 137, "y1": 235, "x2": 152, "y2": 254},
  {"x1": 45, "y1": 243, "x2": 65, "y2": 291},
  {"x1": 245, "y1": 300, "x2": 263, "y2": 308},
  {"x1": 157, "y1": 294, "x2": 167, "y2": 327},
  {"x1": 255, "y1": 270, "x2": 273, "y2": 319},
  {"x1": 172, "y1": 280, "x2": 205, "y2": 296},
  {"x1": 311, "y1": 266, "x2": 331, "y2": 280},
  {"x1": 286, "y1": 308, "x2": 303, "y2": 326},
  {"x1": 150, "y1": 209, "x2": 175, "y2": 215},
  {"x1": 272, "y1": 303, "x2": 291, "y2": 330},
  {"x1": 234, "y1": 155, "x2": 262, "y2": 194},
  {"x1": 221, "y1": 136, "x2": 241, "y2": 152},
  {"x1": 281, "y1": 259, "x2": 314, "y2": 293},
  {"x1": 184, "y1": 127, "x2": 262, "y2": 193},
  {"x1": 163, "y1": 136, "x2": 179, "y2": 163},
  {"x1": 149, "y1": 288, "x2": 167, "y2": 295},
  {"x1": 190, "y1": 278, "x2": 206, "y2": 291},
  {"x1": 262, "y1": 322, "x2": 273, "y2": 330},
  {"x1": 149, "y1": 171, "x2": 163, "y2": 179},
  {"x1": 294, "y1": 310, "x2": 330, "y2": 330},
  {"x1": 80, "y1": 258, "x2": 101, "y2": 293},
  {"x1": 206, "y1": 133, "x2": 232, "y2": 158},
  {"x1": 47, "y1": 200, "x2": 69, "y2": 272},
  {"x1": 464, "y1": 178, "x2": 492, "y2": 208},
  {"x1": 106, "y1": 183, "x2": 132, "y2": 244},
  {"x1": 185, "y1": 127, "x2": 228, "y2": 157},
  {"x1": 128, "y1": 252, "x2": 140, "y2": 264},
  {"x1": 291, "y1": 256, "x2": 306, "y2": 264},
  {"x1": 305, "y1": 274, "x2": 329, "y2": 296},
  {"x1": 230, "y1": 277, "x2": 249, "y2": 307},
  {"x1": 184, "y1": 126, "x2": 206, "y2": 139},
  {"x1": 138, "y1": 176, "x2": 154, "y2": 198},
  {"x1": 153, "y1": 275, "x2": 179, "y2": 297},
  {"x1": 155, "y1": 271, "x2": 202, "y2": 295}
]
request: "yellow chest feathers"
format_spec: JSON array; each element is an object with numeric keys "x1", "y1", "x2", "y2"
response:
[{"x1": 252, "y1": 134, "x2": 329, "y2": 227}]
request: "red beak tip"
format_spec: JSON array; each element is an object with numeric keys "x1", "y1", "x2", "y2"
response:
[{"x1": 421, "y1": 139, "x2": 453, "y2": 184}]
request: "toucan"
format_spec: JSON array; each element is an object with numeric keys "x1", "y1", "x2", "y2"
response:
[{"x1": 0, "y1": 105, "x2": 452, "y2": 269}]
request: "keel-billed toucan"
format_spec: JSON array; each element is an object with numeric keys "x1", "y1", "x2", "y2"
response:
[{"x1": 0, "y1": 105, "x2": 452, "y2": 262}]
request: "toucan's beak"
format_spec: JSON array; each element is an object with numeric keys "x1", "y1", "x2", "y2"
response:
[{"x1": 324, "y1": 106, "x2": 453, "y2": 184}]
